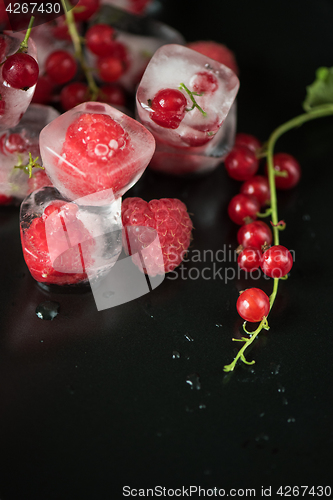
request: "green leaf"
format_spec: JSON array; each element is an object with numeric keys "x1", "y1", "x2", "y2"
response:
[{"x1": 303, "y1": 67, "x2": 333, "y2": 112}]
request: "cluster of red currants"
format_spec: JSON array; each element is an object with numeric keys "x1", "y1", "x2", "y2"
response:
[{"x1": 224, "y1": 133, "x2": 300, "y2": 323}]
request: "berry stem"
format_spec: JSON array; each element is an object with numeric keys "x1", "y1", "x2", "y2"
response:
[
  {"x1": 179, "y1": 83, "x2": 207, "y2": 117},
  {"x1": 19, "y1": 16, "x2": 35, "y2": 52},
  {"x1": 60, "y1": 0, "x2": 99, "y2": 100},
  {"x1": 224, "y1": 103, "x2": 333, "y2": 372}
]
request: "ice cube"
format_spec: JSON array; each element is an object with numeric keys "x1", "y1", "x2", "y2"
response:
[
  {"x1": 0, "y1": 104, "x2": 59, "y2": 203},
  {"x1": 89, "y1": 5, "x2": 185, "y2": 92},
  {"x1": 20, "y1": 186, "x2": 122, "y2": 288},
  {"x1": 136, "y1": 44, "x2": 239, "y2": 174},
  {"x1": 100, "y1": 0, "x2": 153, "y2": 15},
  {"x1": 39, "y1": 101, "x2": 155, "y2": 203},
  {"x1": 0, "y1": 32, "x2": 38, "y2": 131}
]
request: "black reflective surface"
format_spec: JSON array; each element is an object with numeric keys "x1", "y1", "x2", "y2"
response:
[{"x1": 1, "y1": 1, "x2": 333, "y2": 498}]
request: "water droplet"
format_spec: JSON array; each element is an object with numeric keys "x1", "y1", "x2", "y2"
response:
[
  {"x1": 282, "y1": 397, "x2": 288, "y2": 405},
  {"x1": 277, "y1": 383, "x2": 285, "y2": 393},
  {"x1": 215, "y1": 324, "x2": 222, "y2": 327},
  {"x1": 172, "y1": 350, "x2": 181, "y2": 359},
  {"x1": 270, "y1": 363, "x2": 281, "y2": 375},
  {"x1": 287, "y1": 417, "x2": 296, "y2": 423},
  {"x1": 255, "y1": 433, "x2": 269, "y2": 448},
  {"x1": 259, "y1": 412, "x2": 265, "y2": 418},
  {"x1": 186, "y1": 373, "x2": 201, "y2": 390},
  {"x1": 36, "y1": 301, "x2": 60, "y2": 321},
  {"x1": 185, "y1": 406, "x2": 194, "y2": 413},
  {"x1": 203, "y1": 469, "x2": 212, "y2": 475},
  {"x1": 40, "y1": 340, "x2": 43, "y2": 343},
  {"x1": 199, "y1": 404, "x2": 206, "y2": 410},
  {"x1": 67, "y1": 385, "x2": 75, "y2": 395},
  {"x1": 302, "y1": 214, "x2": 311, "y2": 221},
  {"x1": 102, "y1": 291, "x2": 115, "y2": 298},
  {"x1": 156, "y1": 432, "x2": 162, "y2": 437},
  {"x1": 184, "y1": 334, "x2": 194, "y2": 342}
]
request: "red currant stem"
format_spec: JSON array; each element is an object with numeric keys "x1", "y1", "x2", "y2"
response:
[
  {"x1": 19, "y1": 16, "x2": 35, "y2": 52},
  {"x1": 223, "y1": 316, "x2": 270, "y2": 372},
  {"x1": 179, "y1": 83, "x2": 207, "y2": 117},
  {"x1": 256, "y1": 208, "x2": 272, "y2": 218},
  {"x1": 60, "y1": 0, "x2": 99, "y2": 100},
  {"x1": 14, "y1": 152, "x2": 43, "y2": 178}
]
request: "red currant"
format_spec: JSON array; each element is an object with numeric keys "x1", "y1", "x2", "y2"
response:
[
  {"x1": 85, "y1": 24, "x2": 116, "y2": 57},
  {"x1": 0, "y1": 194, "x2": 13, "y2": 205},
  {"x1": 2, "y1": 53, "x2": 39, "y2": 89},
  {"x1": 45, "y1": 50, "x2": 77, "y2": 85},
  {"x1": 240, "y1": 175, "x2": 270, "y2": 206},
  {"x1": 98, "y1": 84, "x2": 126, "y2": 107},
  {"x1": 235, "y1": 133, "x2": 262, "y2": 154},
  {"x1": 237, "y1": 247, "x2": 261, "y2": 272},
  {"x1": 237, "y1": 288, "x2": 270, "y2": 323},
  {"x1": 228, "y1": 194, "x2": 260, "y2": 225},
  {"x1": 186, "y1": 40, "x2": 239, "y2": 75},
  {"x1": 224, "y1": 145, "x2": 259, "y2": 181},
  {"x1": 97, "y1": 56, "x2": 126, "y2": 82},
  {"x1": 237, "y1": 220, "x2": 272, "y2": 249},
  {"x1": 191, "y1": 71, "x2": 218, "y2": 93},
  {"x1": 267, "y1": 153, "x2": 301, "y2": 189},
  {"x1": 60, "y1": 82, "x2": 89, "y2": 111},
  {"x1": 260, "y1": 245, "x2": 293, "y2": 278},
  {"x1": 150, "y1": 88, "x2": 187, "y2": 129},
  {"x1": 31, "y1": 75, "x2": 53, "y2": 105},
  {"x1": 73, "y1": 0, "x2": 100, "y2": 21}
]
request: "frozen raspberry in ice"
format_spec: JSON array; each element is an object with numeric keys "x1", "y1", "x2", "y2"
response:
[{"x1": 39, "y1": 102, "x2": 155, "y2": 203}]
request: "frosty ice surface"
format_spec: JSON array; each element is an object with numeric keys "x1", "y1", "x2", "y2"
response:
[
  {"x1": 0, "y1": 104, "x2": 59, "y2": 203},
  {"x1": 39, "y1": 101, "x2": 155, "y2": 203},
  {"x1": 136, "y1": 44, "x2": 239, "y2": 174}
]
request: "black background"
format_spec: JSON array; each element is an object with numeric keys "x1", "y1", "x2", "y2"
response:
[{"x1": 1, "y1": 0, "x2": 333, "y2": 498}]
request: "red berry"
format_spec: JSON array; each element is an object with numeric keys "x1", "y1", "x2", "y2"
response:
[
  {"x1": 187, "y1": 40, "x2": 239, "y2": 75},
  {"x1": 97, "y1": 56, "x2": 126, "y2": 83},
  {"x1": 267, "y1": 153, "x2": 301, "y2": 189},
  {"x1": 97, "y1": 84, "x2": 126, "y2": 107},
  {"x1": 122, "y1": 197, "x2": 193, "y2": 276},
  {"x1": 235, "y1": 133, "x2": 262, "y2": 154},
  {"x1": 32, "y1": 75, "x2": 54, "y2": 105},
  {"x1": 60, "y1": 82, "x2": 89, "y2": 111},
  {"x1": 260, "y1": 245, "x2": 293, "y2": 278},
  {"x1": 237, "y1": 288, "x2": 270, "y2": 323},
  {"x1": 85, "y1": 24, "x2": 116, "y2": 56},
  {"x1": 240, "y1": 175, "x2": 270, "y2": 206},
  {"x1": 150, "y1": 88, "x2": 187, "y2": 129},
  {"x1": 0, "y1": 193, "x2": 13, "y2": 205},
  {"x1": 45, "y1": 50, "x2": 77, "y2": 85},
  {"x1": 224, "y1": 144, "x2": 259, "y2": 181},
  {"x1": 2, "y1": 53, "x2": 39, "y2": 89},
  {"x1": 73, "y1": 0, "x2": 100, "y2": 21},
  {"x1": 237, "y1": 221, "x2": 272, "y2": 249},
  {"x1": 191, "y1": 71, "x2": 218, "y2": 94},
  {"x1": 228, "y1": 194, "x2": 260, "y2": 225},
  {"x1": 237, "y1": 247, "x2": 261, "y2": 272},
  {"x1": 2, "y1": 133, "x2": 27, "y2": 154}
]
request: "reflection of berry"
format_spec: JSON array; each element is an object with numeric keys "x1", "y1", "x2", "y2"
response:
[
  {"x1": 122, "y1": 197, "x2": 193, "y2": 276},
  {"x1": 21, "y1": 201, "x2": 94, "y2": 285},
  {"x1": 2, "y1": 53, "x2": 39, "y2": 89},
  {"x1": 187, "y1": 40, "x2": 239, "y2": 75},
  {"x1": 58, "y1": 113, "x2": 132, "y2": 197},
  {"x1": 237, "y1": 288, "x2": 270, "y2": 322},
  {"x1": 150, "y1": 88, "x2": 187, "y2": 129}
]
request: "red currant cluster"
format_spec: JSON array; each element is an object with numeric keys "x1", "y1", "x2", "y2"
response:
[{"x1": 224, "y1": 133, "x2": 299, "y2": 324}]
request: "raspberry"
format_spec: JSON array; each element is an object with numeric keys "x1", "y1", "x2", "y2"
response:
[
  {"x1": 58, "y1": 113, "x2": 133, "y2": 198},
  {"x1": 121, "y1": 197, "x2": 193, "y2": 276}
]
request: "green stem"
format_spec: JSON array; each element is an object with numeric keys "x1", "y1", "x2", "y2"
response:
[
  {"x1": 179, "y1": 83, "x2": 207, "y2": 117},
  {"x1": 224, "y1": 103, "x2": 333, "y2": 372},
  {"x1": 60, "y1": 0, "x2": 99, "y2": 101},
  {"x1": 19, "y1": 16, "x2": 35, "y2": 52}
]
